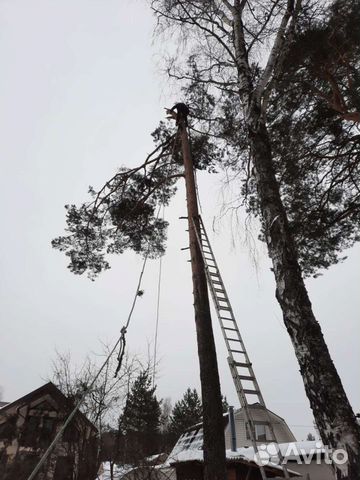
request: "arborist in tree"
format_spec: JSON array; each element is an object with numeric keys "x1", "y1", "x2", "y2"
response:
[{"x1": 167, "y1": 102, "x2": 190, "y2": 126}]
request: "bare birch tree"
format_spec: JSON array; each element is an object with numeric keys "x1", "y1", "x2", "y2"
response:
[{"x1": 50, "y1": 347, "x2": 139, "y2": 431}]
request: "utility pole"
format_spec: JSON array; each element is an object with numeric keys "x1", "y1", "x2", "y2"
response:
[{"x1": 175, "y1": 110, "x2": 227, "y2": 480}]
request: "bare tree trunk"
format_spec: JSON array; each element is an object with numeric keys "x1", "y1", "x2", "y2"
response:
[
  {"x1": 179, "y1": 120, "x2": 227, "y2": 480},
  {"x1": 247, "y1": 107, "x2": 360, "y2": 479}
]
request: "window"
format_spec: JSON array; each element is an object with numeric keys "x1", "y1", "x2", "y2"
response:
[
  {"x1": 42, "y1": 417, "x2": 55, "y2": 436},
  {"x1": 21, "y1": 416, "x2": 41, "y2": 446},
  {"x1": 40, "y1": 417, "x2": 56, "y2": 447},
  {"x1": 255, "y1": 424, "x2": 267, "y2": 442},
  {"x1": 246, "y1": 423, "x2": 268, "y2": 442}
]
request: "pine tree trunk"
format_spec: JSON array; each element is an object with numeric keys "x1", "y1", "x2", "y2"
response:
[
  {"x1": 180, "y1": 121, "x2": 227, "y2": 480},
  {"x1": 246, "y1": 106, "x2": 360, "y2": 479}
]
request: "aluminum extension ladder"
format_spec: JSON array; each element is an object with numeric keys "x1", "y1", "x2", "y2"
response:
[{"x1": 192, "y1": 215, "x2": 290, "y2": 480}]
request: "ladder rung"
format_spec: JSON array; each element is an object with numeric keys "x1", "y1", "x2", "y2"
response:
[
  {"x1": 215, "y1": 294, "x2": 227, "y2": 299},
  {"x1": 217, "y1": 306, "x2": 231, "y2": 311},
  {"x1": 243, "y1": 389, "x2": 260, "y2": 395},
  {"x1": 232, "y1": 361, "x2": 250, "y2": 367},
  {"x1": 222, "y1": 327, "x2": 237, "y2": 332},
  {"x1": 238, "y1": 375, "x2": 255, "y2": 381},
  {"x1": 209, "y1": 272, "x2": 219, "y2": 277},
  {"x1": 214, "y1": 288, "x2": 225, "y2": 293},
  {"x1": 212, "y1": 280, "x2": 222, "y2": 285}
]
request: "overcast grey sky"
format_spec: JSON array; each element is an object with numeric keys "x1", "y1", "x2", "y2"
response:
[{"x1": 0, "y1": 0, "x2": 359, "y2": 441}]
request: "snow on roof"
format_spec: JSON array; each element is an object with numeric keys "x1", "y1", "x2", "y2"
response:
[
  {"x1": 166, "y1": 441, "x2": 325, "y2": 475},
  {"x1": 146, "y1": 453, "x2": 163, "y2": 462},
  {"x1": 168, "y1": 448, "x2": 300, "y2": 476}
]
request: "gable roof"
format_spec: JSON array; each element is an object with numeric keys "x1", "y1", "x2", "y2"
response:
[
  {"x1": 0, "y1": 382, "x2": 97, "y2": 432},
  {"x1": 183, "y1": 403, "x2": 288, "y2": 433}
]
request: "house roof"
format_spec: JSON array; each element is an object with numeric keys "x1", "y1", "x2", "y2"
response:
[
  {"x1": 168, "y1": 447, "x2": 301, "y2": 477},
  {"x1": 0, "y1": 382, "x2": 97, "y2": 432},
  {"x1": 229, "y1": 402, "x2": 291, "y2": 424},
  {"x1": 0, "y1": 401, "x2": 9, "y2": 409}
]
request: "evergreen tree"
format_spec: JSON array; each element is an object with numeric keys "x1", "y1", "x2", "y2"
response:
[
  {"x1": 169, "y1": 391, "x2": 228, "y2": 440},
  {"x1": 119, "y1": 370, "x2": 161, "y2": 461},
  {"x1": 170, "y1": 388, "x2": 203, "y2": 438}
]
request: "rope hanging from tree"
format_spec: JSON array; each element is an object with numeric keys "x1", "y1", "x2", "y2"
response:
[
  {"x1": 26, "y1": 255, "x2": 149, "y2": 480},
  {"x1": 114, "y1": 253, "x2": 149, "y2": 378}
]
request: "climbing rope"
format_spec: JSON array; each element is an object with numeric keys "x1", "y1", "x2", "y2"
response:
[
  {"x1": 114, "y1": 254, "x2": 149, "y2": 377},
  {"x1": 26, "y1": 254, "x2": 149, "y2": 480}
]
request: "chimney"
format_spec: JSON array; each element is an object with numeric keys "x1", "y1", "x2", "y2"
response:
[{"x1": 228, "y1": 406, "x2": 237, "y2": 452}]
